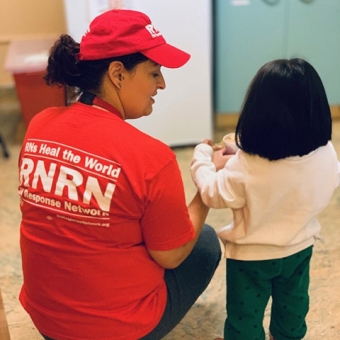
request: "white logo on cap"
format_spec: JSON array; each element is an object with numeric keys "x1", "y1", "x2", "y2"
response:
[{"x1": 145, "y1": 24, "x2": 162, "y2": 38}]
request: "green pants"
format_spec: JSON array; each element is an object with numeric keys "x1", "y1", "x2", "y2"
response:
[{"x1": 224, "y1": 246, "x2": 313, "y2": 340}]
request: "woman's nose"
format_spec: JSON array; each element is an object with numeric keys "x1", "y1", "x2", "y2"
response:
[{"x1": 158, "y1": 73, "x2": 166, "y2": 90}]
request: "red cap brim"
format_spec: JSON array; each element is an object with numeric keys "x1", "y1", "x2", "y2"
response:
[{"x1": 140, "y1": 43, "x2": 190, "y2": 68}]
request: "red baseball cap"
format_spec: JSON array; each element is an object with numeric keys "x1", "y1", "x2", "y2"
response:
[{"x1": 77, "y1": 9, "x2": 190, "y2": 68}]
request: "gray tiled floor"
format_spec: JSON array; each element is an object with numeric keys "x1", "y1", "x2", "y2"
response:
[{"x1": 1, "y1": 109, "x2": 340, "y2": 339}]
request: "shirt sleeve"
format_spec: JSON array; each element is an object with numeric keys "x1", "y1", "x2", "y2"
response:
[
  {"x1": 191, "y1": 143, "x2": 246, "y2": 209},
  {"x1": 141, "y1": 159, "x2": 195, "y2": 251}
]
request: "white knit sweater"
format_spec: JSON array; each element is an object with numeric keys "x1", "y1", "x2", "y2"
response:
[{"x1": 191, "y1": 142, "x2": 340, "y2": 260}]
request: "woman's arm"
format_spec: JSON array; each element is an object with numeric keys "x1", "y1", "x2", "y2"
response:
[{"x1": 147, "y1": 192, "x2": 209, "y2": 269}]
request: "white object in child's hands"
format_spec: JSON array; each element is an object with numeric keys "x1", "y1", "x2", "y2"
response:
[{"x1": 222, "y1": 133, "x2": 239, "y2": 154}]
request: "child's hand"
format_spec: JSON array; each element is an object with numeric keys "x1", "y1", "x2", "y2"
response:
[
  {"x1": 212, "y1": 148, "x2": 234, "y2": 171},
  {"x1": 223, "y1": 144, "x2": 237, "y2": 155},
  {"x1": 201, "y1": 139, "x2": 225, "y2": 152}
]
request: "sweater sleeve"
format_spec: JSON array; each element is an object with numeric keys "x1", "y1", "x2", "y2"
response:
[{"x1": 190, "y1": 143, "x2": 245, "y2": 209}]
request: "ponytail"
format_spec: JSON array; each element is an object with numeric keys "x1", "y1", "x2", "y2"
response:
[{"x1": 44, "y1": 34, "x2": 81, "y2": 88}]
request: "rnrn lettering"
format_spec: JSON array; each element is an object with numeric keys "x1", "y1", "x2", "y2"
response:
[{"x1": 19, "y1": 157, "x2": 116, "y2": 212}]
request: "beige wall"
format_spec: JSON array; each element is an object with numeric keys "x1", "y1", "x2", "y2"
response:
[{"x1": 0, "y1": 0, "x2": 66, "y2": 87}]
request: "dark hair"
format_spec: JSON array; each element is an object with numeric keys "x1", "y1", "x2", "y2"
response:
[
  {"x1": 235, "y1": 58, "x2": 332, "y2": 161},
  {"x1": 43, "y1": 34, "x2": 148, "y2": 96}
]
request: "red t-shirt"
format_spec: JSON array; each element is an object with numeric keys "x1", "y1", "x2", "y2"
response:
[{"x1": 18, "y1": 102, "x2": 195, "y2": 340}]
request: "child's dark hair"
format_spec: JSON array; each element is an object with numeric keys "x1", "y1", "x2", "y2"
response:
[
  {"x1": 235, "y1": 58, "x2": 332, "y2": 160},
  {"x1": 43, "y1": 34, "x2": 148, "y2": 97}
]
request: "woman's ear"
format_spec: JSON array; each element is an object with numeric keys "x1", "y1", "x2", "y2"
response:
[{"x1": 107, "y1": 61, "x2": 124, "y2": 89}]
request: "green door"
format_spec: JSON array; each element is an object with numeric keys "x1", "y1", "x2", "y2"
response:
[
  {"x1": 287, "y1": 0, "x2": 340, "y2": 105},
  {"x1": 215, "y1": 0, "x2": 340, "y2": 114}
]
